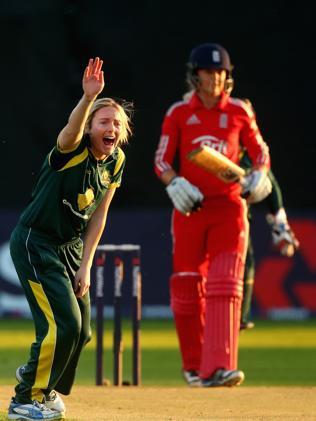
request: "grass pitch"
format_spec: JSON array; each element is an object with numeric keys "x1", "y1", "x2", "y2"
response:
[
  {"x1": 1, "y1": 319, "x2": 316, "y2": 419},
  {"x1": 1, "y1": 318, "x2": 316, "y2": 386},
  {"x1": 1, "y1": 385, "x2": 316, "y2": 420}
]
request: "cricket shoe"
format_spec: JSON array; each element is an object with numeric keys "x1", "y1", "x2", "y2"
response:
[
  {"x1": 182, "y1": 370, "x2": 201, "y2": 387},
  {"x1": 8, "y1": 398, "x2": 64, "y2": 420},
  {"x1": 16, "y1": 366, "x2": 66, "y2": 414},
  {"x1": 201, "y1": 369, "x2": 245, "y2": 387},
  {"x1": 43, "y1": 391, "x2": 66, "y2": 414}
]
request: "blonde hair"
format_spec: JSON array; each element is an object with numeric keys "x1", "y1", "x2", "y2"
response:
[
  {"x1": 84, "y1": 97, "x2": 133, "y2": 145},
  {"x1": 183, "y1": 90, "x2": 194, "y2": 101}
]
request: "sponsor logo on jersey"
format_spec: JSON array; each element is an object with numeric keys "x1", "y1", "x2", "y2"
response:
[
  {"x1": 191, "y1": 135, "x2": 227, "y2": 154},
  {"x1": 186, "y1": 114, "x2": 201, "y2": 125},
  {"x1": 77, "y1": 188, "x2": 95, "y2": 211}
]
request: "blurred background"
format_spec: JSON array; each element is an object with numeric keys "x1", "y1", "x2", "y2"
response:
[{"x1": 0, "y1": 0, "x2": 315, "y2": 320}]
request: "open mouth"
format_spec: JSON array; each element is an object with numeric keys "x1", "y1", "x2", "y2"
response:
[{"x1": 102, "y1": 136, "x2": 115, "y2": 147}]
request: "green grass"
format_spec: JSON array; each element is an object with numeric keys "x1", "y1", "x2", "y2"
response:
[{"x1": 1, "y1": 318, "x2": 316, "y2": 386}]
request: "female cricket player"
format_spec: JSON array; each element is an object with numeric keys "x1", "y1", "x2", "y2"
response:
[
  {"x1": 8, "y1": 57, "x2": 133, "y2": 420},
  {"x1": 154, "y1": 43, "x2": 271, "y2": 387}
]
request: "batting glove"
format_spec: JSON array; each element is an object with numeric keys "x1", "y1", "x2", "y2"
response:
[
  {"x1": 166, "y1": 176, "x2": 204, "y2": 216},
  {"x1": 266, "y1": 208, "x2": 300, "y2": 257},
  {"x1": 241, "y1": 169, "x2": 272, "y2": 204}
]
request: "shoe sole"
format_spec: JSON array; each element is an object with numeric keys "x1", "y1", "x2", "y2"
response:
[
  {"x1": 188, "y1": 380, "x2": 202, "y2": 387},
  {"x1": 222, "y1": 373, "x2": 245, "y2": 387},
  {"x1": 16, "y1": 367, "x2": 66, "y2": 413},
  {"x1": 202, "y1": 372, "x2": 245, "y2": 387},
  {"x1": 14, "y1": 367, "x2": 66, "y2": 416},
  {"x1": 182, "y1": 371, "x2": 201, "y2": 387}
]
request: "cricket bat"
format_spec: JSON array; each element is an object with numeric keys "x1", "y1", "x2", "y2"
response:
[{"x1": 187, "y1": 145, "x2": 246, "y2": 183}]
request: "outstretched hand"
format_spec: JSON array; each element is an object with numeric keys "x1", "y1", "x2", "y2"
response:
[{"x1": 83, "y1": 57, "x2": 104, "y2": 100}]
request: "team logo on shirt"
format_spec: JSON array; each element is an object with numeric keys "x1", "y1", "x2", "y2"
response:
[
  {"x1": 186, "y1": 114, "x2": 201, "y2": 125},
  {"x1": 191, "y1": 135, "x2": 227, "y2": 154},
  {"x1": 101, "y1": 169, "x2": 111, "y2": 187}
]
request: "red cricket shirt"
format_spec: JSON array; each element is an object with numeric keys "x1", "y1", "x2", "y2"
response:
[{"x1": 155, "y1": 92, "x2": 270, "y2": 199}]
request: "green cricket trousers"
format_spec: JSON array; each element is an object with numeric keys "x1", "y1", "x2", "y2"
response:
[
  {"x1": 10, "y1": 224, "x2": 91, "y2": 404},
  {"x1": 241, "y1": 230, "x2": 255, "y2": 325}
]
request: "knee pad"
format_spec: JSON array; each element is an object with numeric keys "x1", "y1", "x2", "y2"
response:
[
  {"x1": 206, "y1": 252, "x2": 244, "y2": 298},
  {"x1": 170, "y1": 273, "x2": 205, "y2": 315}
]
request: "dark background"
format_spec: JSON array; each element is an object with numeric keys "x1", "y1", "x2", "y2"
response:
[{"x1": 0, "y1": 0, "x2": 314, "y2": 210}]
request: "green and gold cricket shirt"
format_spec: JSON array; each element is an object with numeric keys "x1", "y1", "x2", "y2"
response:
[{"x1": 19, "y1": 135, "x2": 125, "y2": 243}]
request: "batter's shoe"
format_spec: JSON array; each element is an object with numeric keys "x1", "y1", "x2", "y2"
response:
[
  {"x1": 8, "y1": 397, "x2": 63, "y2": 420},
  {"x1": 16, "y1": 366, "x2": 66, "y2": 414},
  {"x1": 201, "y1": 369, "x2": 245, "y2": 387},
  {"x1": 182, "y1": 370, "x2": 201, "y2": 387}
]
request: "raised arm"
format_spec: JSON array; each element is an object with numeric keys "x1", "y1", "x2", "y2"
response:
[{"x1": 57, "y1": 57, "x2": 105, "y2": 151}]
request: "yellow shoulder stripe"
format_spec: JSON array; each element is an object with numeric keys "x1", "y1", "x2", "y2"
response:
[
  {"x1": 58, "y1": 147, "x2": 89, "y2": 171},
  {"x1": 113, "y1": 148, "x2": 125, "y2": 176},
  {"x1": 29, "y1": 280, "x2": 57, "y2": 391}
]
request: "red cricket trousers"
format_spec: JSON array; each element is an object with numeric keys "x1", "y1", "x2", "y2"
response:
[{"x1": 170, "y1": 195, "x2": 248, "y2": 377}]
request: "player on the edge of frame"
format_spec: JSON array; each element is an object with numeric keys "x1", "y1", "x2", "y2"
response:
[
  {"x1": 239, "y1": 138, "x2": 299, "y2": 330},
  {"x1": 7, "y1": 57, "x2": 133, "y2": 420},
  {"x1": 154, "y1": 42, "x2": 272, "y2": 387}
]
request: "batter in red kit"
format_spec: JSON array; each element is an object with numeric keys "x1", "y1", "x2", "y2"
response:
[{"x1": 154, "y1": 43, "x2": 272, "y2": 387}]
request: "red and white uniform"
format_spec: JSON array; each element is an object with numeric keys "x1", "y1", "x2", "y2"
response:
[
  {"x1": 155, "y1": 92, "x2": 270, "y2": 379},
  {"x1": 155, "y1": 91, "x2": 269, "y2": 198}
]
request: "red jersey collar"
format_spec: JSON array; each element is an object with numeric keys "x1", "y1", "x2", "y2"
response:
[{"x1": 189, "y1": 91, "x2": 229, "y2": 111}]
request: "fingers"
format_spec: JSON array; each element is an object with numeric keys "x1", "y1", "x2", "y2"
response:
[
  {"x1": 85, "y1": 59, "x2": 93, "y2": 78},
  {"x1": 96, "y1": 59, "x2": 103, "y2": 73},
  {"x1": 84, "y1": 66, "x2": 90, "y2": 79},
  {"x1": 85, "y1": 57, "x2": 103, "y2": 78},
  {"x1": 98, "y1": 70, "x2": 104, "y2": 83},
  {"x1": 74, "y1": 274, "x2": 90, "y2": 298},
  {"x1": 75, "y1": 281, "x2": 90, "y2": 298}
]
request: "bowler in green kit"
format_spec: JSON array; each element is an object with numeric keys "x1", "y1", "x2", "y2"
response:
[{"x1": 7, "y1": 57, "x2": 133, "y2": 420}]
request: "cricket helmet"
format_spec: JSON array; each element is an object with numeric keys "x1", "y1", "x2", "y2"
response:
[{"x1": 186, "y1": 43, "x2": 234, "y2": 93}]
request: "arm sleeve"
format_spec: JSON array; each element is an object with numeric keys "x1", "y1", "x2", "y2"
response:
[
  {"x1": 240, "y1": 104, "x2": 270, "y2": 169},
  {"x1": 154, "y1": 106, "x2": 180, "y2": 177},
  {"x1": 48, "y1": 135, "x2": 89, "y2": 171},
  {"x1": 264, "y1": 170, "x2": 284, "y2": 213},
  {"x1": 239, "y1": 150, "x2": 252, "y2": 172}
]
